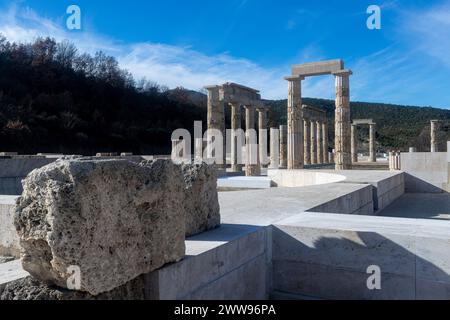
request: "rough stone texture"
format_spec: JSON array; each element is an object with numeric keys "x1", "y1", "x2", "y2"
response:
[
  {"x1": 182, "y1": 162, "x2": 220, "y2": 237},
  {"x1": 14, "y1": 158, "x2": 186, "y2": 295},
  {"x1": 1, "y1": 276, "x2": 145, "y2": 300}
]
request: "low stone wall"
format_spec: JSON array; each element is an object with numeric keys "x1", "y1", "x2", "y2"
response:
[
  {"x1": 306, "y1": 184, "x2": 374, "y2": 216},
  {"x1": 271, "y1": 212, "x2": 450, "y2": 300},
  {"x1": 0, "y1": 157, "x2": 56, "y2": 195},
  {"x1": 401, "y1": 152, "x2": 448, "y2": 193},
  {"x1": 0, "y1": 196, "x2": 20, "y2": 258},
  {"x1": 146, "y1": 225, "x2": 268, "y2": 300}
]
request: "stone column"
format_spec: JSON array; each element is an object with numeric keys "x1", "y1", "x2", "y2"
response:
[
  {"x1": 279, "y1": 125, "x2": 287, "y2": 168},
  {"x1": 245, "y1": 105, "x2": 260, "y2": 176},
  {"x1": 269, "y1": 128, "x2": 280, "y2": 169},
  {"x1": 322, "y1": 122, "x2": 328, "y2": 164},
  {"x1": 388, "y1": 151, "x2": 394, "y2": 170},
  {"x1": 285, "y1": 76, "x2": 304, "y2": 170},
  {"x1": 334, "y1": 71, "x2": 352, "y2": 170},
  {"x1": 206, "y1": 86, "x2": 225, "y2": 167},
  {"x1": 369, "y1": 123, "x2": 376, "y2": 162},
  {"x1": 304, "y1": 119, "x2": 311, "y2": 165},
  {"x1": 431, "y1": 120, "x2": 441, "y2": 152},
  {"x1": 230, "y1": 103, "x2": 242, "y2": 172},
  {"x1": 257, "y1": 108, "x2": 268, "y2": 167},
  {"x1": 310, "y1": 120, "x2": 317, "y2": 165},
  {"x1": 317, "y1": 121, "x2": 323, "y2": 165},
  {"x1": 351, "y1": 124, "x2": 358, "y2": 163}
]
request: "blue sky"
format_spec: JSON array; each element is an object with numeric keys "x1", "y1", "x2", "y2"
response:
[{"x1": 0, "y1": 0, "x2": 449, "y2": 108}]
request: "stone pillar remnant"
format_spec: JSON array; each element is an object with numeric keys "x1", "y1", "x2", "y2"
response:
[
  {"x1": 285, "y1": 76, "x2": 304, "y2": 170},
  {"x1": 304, "y1": 119, "x2": 311, "y2": 165},
  {"x1": 334, "y1": 71, "x2": 352, "y2": 170},
  {"x1": 310, "y1": 121, "x2": 317, "y2": 165},
  {"x1": 230, "y1": 103, "x2": 242, "y2": 172},
  {"x1": 351, "y1": 124, "x2": 358, "y2": 163},
  {"x1": 279, "y1": 125, "x2": 288, "y2": 168},
  {"x1": 369, "y1": 124, "x2": 376, "y2": 162}
]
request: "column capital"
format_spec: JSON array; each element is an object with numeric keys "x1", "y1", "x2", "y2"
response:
[
  {"x1": 228, "y1": 101, "x2": 241, "y2": 108},
  {"x1": 332, "y1": 69, "x2": 353, "y2": 77},
  {"x1": 284, "y1": 75, "x2": 305, "y2": 81},
  {"x1": 256, "y1": 106, "x2": 268, "y2": 113}
]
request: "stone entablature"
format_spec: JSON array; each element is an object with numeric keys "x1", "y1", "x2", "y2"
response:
[
  {"x1": 204, "y1": 83, "x2": 265, "y2": 176},
  {"x1": 285, "y1": 59, "x2": 352, "y2": 170}
]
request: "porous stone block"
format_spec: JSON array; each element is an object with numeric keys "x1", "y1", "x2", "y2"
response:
[
  {"x1": 14, "y1": 158, "x2": 186, "y2": 295},
  {"x1": 182, "y1": 162, "x2": 220, "y2": 237},
  {"x1": 1, "y1": 276, "x2": 145, "y2": 300}
]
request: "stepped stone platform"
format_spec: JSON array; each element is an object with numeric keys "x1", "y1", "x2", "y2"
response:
[{"x1": 3, "y1": 165, "x2": 450, "y2": 300}]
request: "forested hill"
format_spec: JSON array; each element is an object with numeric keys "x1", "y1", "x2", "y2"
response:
[
  {"x1": 0, "y1": 36, "x2": 449, "y2": 155},
  {"x1": 0, "y1": 36, "x2": 205, "y2": 155},
  {"x1": 266, "y1": 98, "x2": 450, "y2": 152}
]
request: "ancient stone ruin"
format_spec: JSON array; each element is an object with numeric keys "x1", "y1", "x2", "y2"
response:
[
  {"x1": 351, "y1": 119, "x2": 377, "y2": 163},
  {"x1": 8, "y1": 158, "x2": 220, "y2": 296},
  {"x1": 285, "y1": 59, "x2": 352, "y2": 171}
]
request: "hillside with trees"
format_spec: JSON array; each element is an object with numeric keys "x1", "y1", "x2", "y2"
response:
[
  {"x1": 0, "y1": 35, "x2": 449, "y2": 155},
  {"x1": 266, "y1": 98, "x2": 450, "y2": 153},
  {"x1": 0, "y1": 36, "x2": 204, "y2": 155}
]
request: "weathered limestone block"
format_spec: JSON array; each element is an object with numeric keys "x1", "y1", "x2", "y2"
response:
[
  {"x1": 1, "y1": 276, "x2": 145, "y2": 300},
  {"x1": 182, "y1": 162, "x2": 220, "y2": 237},
  {"x1": 14, "y1": 158, "x2": 186, "y2": 295}
]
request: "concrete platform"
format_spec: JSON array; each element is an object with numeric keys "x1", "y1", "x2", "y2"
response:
[
  {"x1": 379, "y1": 193, "x2": 450, "y2": 220},
  {"x1": 3, "y1": 166, "x2": 449, "y2": 300},
  {"x1": 272, "y1": 212, "x2": 450, "y2": 300}
]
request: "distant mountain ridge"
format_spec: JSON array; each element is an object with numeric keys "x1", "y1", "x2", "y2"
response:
[{"x1": 0, "y1": 35, "x2": 448, "y2": 154}]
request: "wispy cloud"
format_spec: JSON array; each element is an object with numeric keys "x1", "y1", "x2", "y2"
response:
[
  {"x1": 0, "y1": 2, "x2": 449, "y2": 107},
  {"x1": 0, "y1": 3, "x2": 331, "y2": 100},
  {"x1": 400, "y1": 0, "x2": 450, "y2": 68}
]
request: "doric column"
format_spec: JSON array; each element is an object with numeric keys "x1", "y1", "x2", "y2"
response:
[
  {"x1": 269, "y1": 128, "x2": 280, "y2": 169},
  {"x1": 351, "y1": 124, "x2": 358, "y2": 163},
  {"x1": 257, "y1": 107, "x2": 268, "y2": 167},
  {"x1": 279, "y1": 125, "x2": 287, "y2": 168},
  {"x1": 369, "y1": 123, "x2": 376, "y2": 162},
  {"x1": 244, "y1": 105, "x2": 260, "y2": 176},
  {"x1": 317, "y1": 121, "x2": 323, "y2": 165},
  {"x1": 431, "y1": 120, "x2": 441, "y2": 152},
  {"x1": 304, "y1": 119, "x2": 311, "y2": 165},
  {"x1": 310, "y1": 120, "x2": 317, "y2": 165},
  {"x1": 230, "y1": 102, "x2": 242, "y2": 172},
  {"x1": 285, "y1": 76, "x2": 304, "y2": 170},
  {"x1": 205, "y1": 86, "x2": 225, "y2": 167},
  {"x1": 334, "y1": 70, "x2": 352, "y2": 170},
  {"x1": 322, "y1": 122, "x2": 328, "y2": 164}
]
